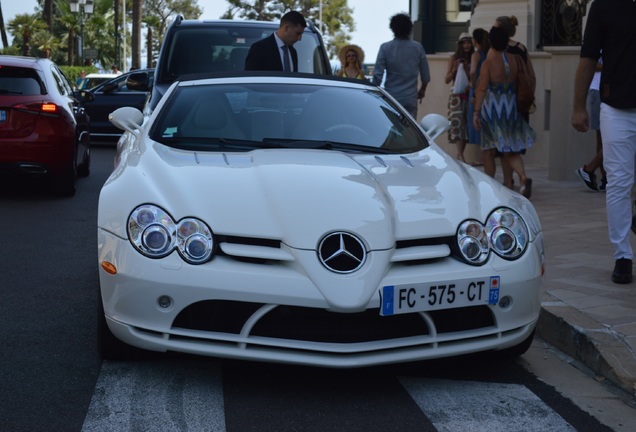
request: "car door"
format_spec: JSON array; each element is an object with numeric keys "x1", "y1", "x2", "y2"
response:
[
  {"x1": 85, "y1": 71, "x2": 154, "y2": 140},
  {"x1": 51, "y1": 64, "x2": 91, "y2": 171}
]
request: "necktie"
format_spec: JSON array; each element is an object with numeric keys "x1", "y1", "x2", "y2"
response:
[{"x1": 282, "y1": 45, "x2": 291, "y2": 72}]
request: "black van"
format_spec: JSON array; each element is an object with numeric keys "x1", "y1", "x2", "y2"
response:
[{"x1": 127, "y1": 17, "x2": 332, "y2": 113}]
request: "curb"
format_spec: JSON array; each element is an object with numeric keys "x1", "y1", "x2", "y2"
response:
[{"x1": 537, "y1": 298, "x2": 636, "y2": 403}]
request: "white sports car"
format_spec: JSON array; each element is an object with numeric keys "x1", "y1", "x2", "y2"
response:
[{"x1": 98, "y1": 73, "x2": 544, "y2": 366}]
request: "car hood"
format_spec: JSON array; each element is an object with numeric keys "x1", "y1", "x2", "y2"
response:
[{"x1": 100, "y1": 141, "x2": 520, "y2": 250}]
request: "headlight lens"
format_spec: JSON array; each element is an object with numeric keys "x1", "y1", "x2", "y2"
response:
[
  {"x1": 486, "y1": 208, "x2": 528, "y2": 259},
  {"x1": 129, "y1": 205, "x2": 176, "y2": 258},
  {"x1": 456, "y1": 208, "x2": 529, "y2": 264},
  {"x1": 176, "y1": 218, "x2": 213, "y2": 264},
  {"x1": 457, "y1": 220, "x2": 489, "y2": 264},
  {"x1": 128, "y1": 205, "x2": 214, "y2": 264}
]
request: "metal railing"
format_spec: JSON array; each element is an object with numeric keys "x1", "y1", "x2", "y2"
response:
[{"x1": 540, "y1": 0, "x2": 588, "y2": 47}]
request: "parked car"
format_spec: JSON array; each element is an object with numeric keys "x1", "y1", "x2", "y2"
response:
[
  {"x1": 0, "y1": 55, "x2": 92, "y2": 196},
  {"x1": 126, "y1": 17, "x2": 332, "y2": 114},
  {"x1": 78, "y1": 73, "x2": 118, "y2": 90},
  {"x1": 98, "y1": 72, "x2": 544, "y2": 365},
  {"x1": 82, "y1": 69, "x2": 154, "y2": 142}
]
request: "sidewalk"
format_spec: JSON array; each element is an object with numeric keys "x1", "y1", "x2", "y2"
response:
[{"x1": 522, "y1": 165, "x2": 636, "y2": 403}]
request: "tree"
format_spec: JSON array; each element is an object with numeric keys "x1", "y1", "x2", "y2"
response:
[
  {"x1": 85, "y1": 0, "x2": 118, "y2": 68},
  {"x1": 221, "y1": 0, "x2": 278, "y2": 21},
  {"x1": 220, "y1": 0, "x2": 355, "y2": 59},
  {"x1": 114, "y1": 0, "x2": 120, "y2": 68},
  {"x1": 33, "y1": 29, "x2": 59, "y2": 58},
  {"x1": 7, "y1": 13, "x2": 48, "y2": 56},
  {"x1": 44, "y1": 0, "x2": 54, "y2": 30},
  {"x1": 132, "y1": 0, "x2": 142, "y2": 69},
  {"x1": 143, "y1": 0, "x2": 202, "y2": 67},
  {"x1": 0, "y1": 1, "x2": 9, "y2": 48}
]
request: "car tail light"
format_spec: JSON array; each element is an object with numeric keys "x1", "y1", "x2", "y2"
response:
[
  {"x1": 13, "y1": 101, "x2": 59, "y2": 117},
  {"x1": 41, "y1": 103, "x2": 57, "y2": 113}
]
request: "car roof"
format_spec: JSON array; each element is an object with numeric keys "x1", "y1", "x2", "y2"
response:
[
  {"x1": 0, "y1": 55, "x2": 50, "y2": 69},
  {"x1": 86, "y1": 73, "x2": 118, "y2": 79},
  {"x1": 174, "y1": 71, "x2": 374, "y2": 89},
  {"x1": 171, "y1": 18, "x2": 320, "y2": 33}
]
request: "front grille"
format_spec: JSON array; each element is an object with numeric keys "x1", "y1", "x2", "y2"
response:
[{"x1": 172, "y1": 301, "x2": 495, "y2": 343}]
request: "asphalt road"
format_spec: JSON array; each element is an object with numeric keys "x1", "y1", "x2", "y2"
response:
[{"x1": 0, "y1": 145, "x2": 626, "y2": 432}]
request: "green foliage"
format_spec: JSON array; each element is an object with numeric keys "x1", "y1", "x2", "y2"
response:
[
  {"x1": 4, "y1": 0, "x2": 202, "y2": 69},
  {"x1": 220, "y1": 0, "x2": 355, "y2": 59},
  {"x1": 0, "y1": 46, "x2": 21, "y2": 56},
  {"x1": 3, "y1": 0, "x2": 356, "y2": 67},
  {"x1": 59, "y1": 65, "x2": 100, "y2": 85},
  {"x1": 143, "y1": 0, "x2": 203, "y2": 68},
  {"x1": 7, "y1": 13, "x2": 49, "y2": 56}
]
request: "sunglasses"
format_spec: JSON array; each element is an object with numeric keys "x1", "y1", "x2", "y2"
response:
[{"x1": 346, "y1": 54, "x2": 356, "y2": 58}]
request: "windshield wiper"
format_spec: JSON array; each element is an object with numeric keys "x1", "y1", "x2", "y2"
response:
[
  {"x1": 156, "y1": 136, "x2": 266, "y2": 150},
  {"x1": 261, "y1": 138, "x2": 392, "y2": 154}
]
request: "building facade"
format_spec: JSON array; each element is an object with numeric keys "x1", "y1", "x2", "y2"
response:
[{"x1": 411, "y1": 0, "x2": 593, "y2": 181}]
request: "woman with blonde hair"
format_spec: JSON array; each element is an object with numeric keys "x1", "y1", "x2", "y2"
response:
[{"x1": 337, "y1": 44, "x2": 366, "y2": 80}]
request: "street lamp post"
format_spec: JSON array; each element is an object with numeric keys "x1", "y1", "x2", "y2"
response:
[{"x1": 70, "y1": 0, "x2": 94, "y2": 66}]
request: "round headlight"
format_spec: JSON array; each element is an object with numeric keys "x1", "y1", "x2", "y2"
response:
[
  {"x1": 142, "y1": 224, "x2": 172, "y2": 253},
  {"x1": 491, "y1": 227, "x2": 516, "y2": 254},
  {"x1": 128, "y1": 206, "x2": 214, "y2": 263},
  {"x1": 486, "y1": 208, "x2": 528, "y2": 259},
  {"x1": 128, "y1": 205, "x2": 176, "y2": 258},
  {"x1": 457, "y1": 220, "x2": 489, "y2": 264},
  {"x1": 177, "y1": 218, "x2": 214, "y2": 264}
]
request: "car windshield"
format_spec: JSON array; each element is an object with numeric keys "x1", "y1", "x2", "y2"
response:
[
  {"x1": 161, "y1": 26, "x2": 328, "y2": 80},
  {"x1": 150, "y1": 82, "x2": 428, "y2": 154}
]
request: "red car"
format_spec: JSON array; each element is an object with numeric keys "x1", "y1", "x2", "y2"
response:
[{"x1": 0, "y1": 56, "x2": 92, "y2": 196}]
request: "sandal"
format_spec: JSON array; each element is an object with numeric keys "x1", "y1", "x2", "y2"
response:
[{"x1": 520, "y1": 178, "x2": 533, "y2": 199}]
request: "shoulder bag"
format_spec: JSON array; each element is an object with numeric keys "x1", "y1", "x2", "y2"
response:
[{"x1": 514, "y1": 54, "x2": 536, "y2": 114}]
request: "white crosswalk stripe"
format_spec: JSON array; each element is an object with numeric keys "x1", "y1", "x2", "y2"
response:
[
  {"x1": 82, "y1": 362, "x2": 578, "y2": 431},
  {"x1": 82, "y1": 361, "x2": 226, "y2": 432},
  {"x1": 399, "y1": 377, "x2": 575, "y2": 432}
]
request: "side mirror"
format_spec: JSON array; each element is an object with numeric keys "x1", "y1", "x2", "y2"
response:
[
  {"x1": 126, "y1": 72, "x2": 151, "y2": 92},
  {"x1": 79, "y1": 90, "x2": 95, "y2": 103},
  {"x1": 109, "y1": 106, "x2": 144, "y2": 138},
  {"x1": 419, "y1": 113, "x2": 450, "y2": 141}
]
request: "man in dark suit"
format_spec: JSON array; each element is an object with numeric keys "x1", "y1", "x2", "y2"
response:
[{"x1": 245, "y1": 11, "x2": 306, "y2": 72}]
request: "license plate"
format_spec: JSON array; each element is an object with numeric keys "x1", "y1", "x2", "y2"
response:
[
  {"x1": 380, "y1": 276, "x2": 500, "y2": 316},
  {"x1": 0, "y1": 110, "x2": 6, "y2": 122}
]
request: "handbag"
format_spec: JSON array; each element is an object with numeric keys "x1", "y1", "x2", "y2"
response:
[
  {"x1": 513, "y1": 54, "x2": 536, "y2": 114},
  {"x1": 452, "y1": 65, "x2": 469, "y2": 95}
]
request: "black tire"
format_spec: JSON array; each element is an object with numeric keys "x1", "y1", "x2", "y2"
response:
[
  {"x1": 496, "y1": 329, "x2": 536, "y2": 358},
  {"x1": 55, "y1": 167, "x2": 76, "y2": 197},
  {"x1": 77, "y1": 147, "x2": 90, "y2": 178},
  {"x1": 97, "y1": 284, "x2": 145, "y2": 361}
]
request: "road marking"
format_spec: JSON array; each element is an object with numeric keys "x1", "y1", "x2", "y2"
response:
[
  {"x1": 82, "y1": 362, "x2": 581, "y2": 431},
  {"x1": 82, "y1": 360, "x2": 226, "y2": 432},
  {"x1": 399, "y1": 377, "x2": 576, "y2": 431}
]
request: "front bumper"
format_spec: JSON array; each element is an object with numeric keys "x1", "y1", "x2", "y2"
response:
[{"x1": 98, "y1": 228, "x2": 543, "y2": 367}]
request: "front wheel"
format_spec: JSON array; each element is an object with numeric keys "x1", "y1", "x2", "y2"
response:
[
  {"x1": 77, "y1": 148, "x2": 90, "y2": 178},
  {"x1": 77, "y1": 131, "x2": 91, "y2": 178},
  {"x1": 496, "y1": 329, "x2": 535, "y2": 358},
  {"x1": 55, "y1": 166, "x2": 76, "y2": 197}
]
